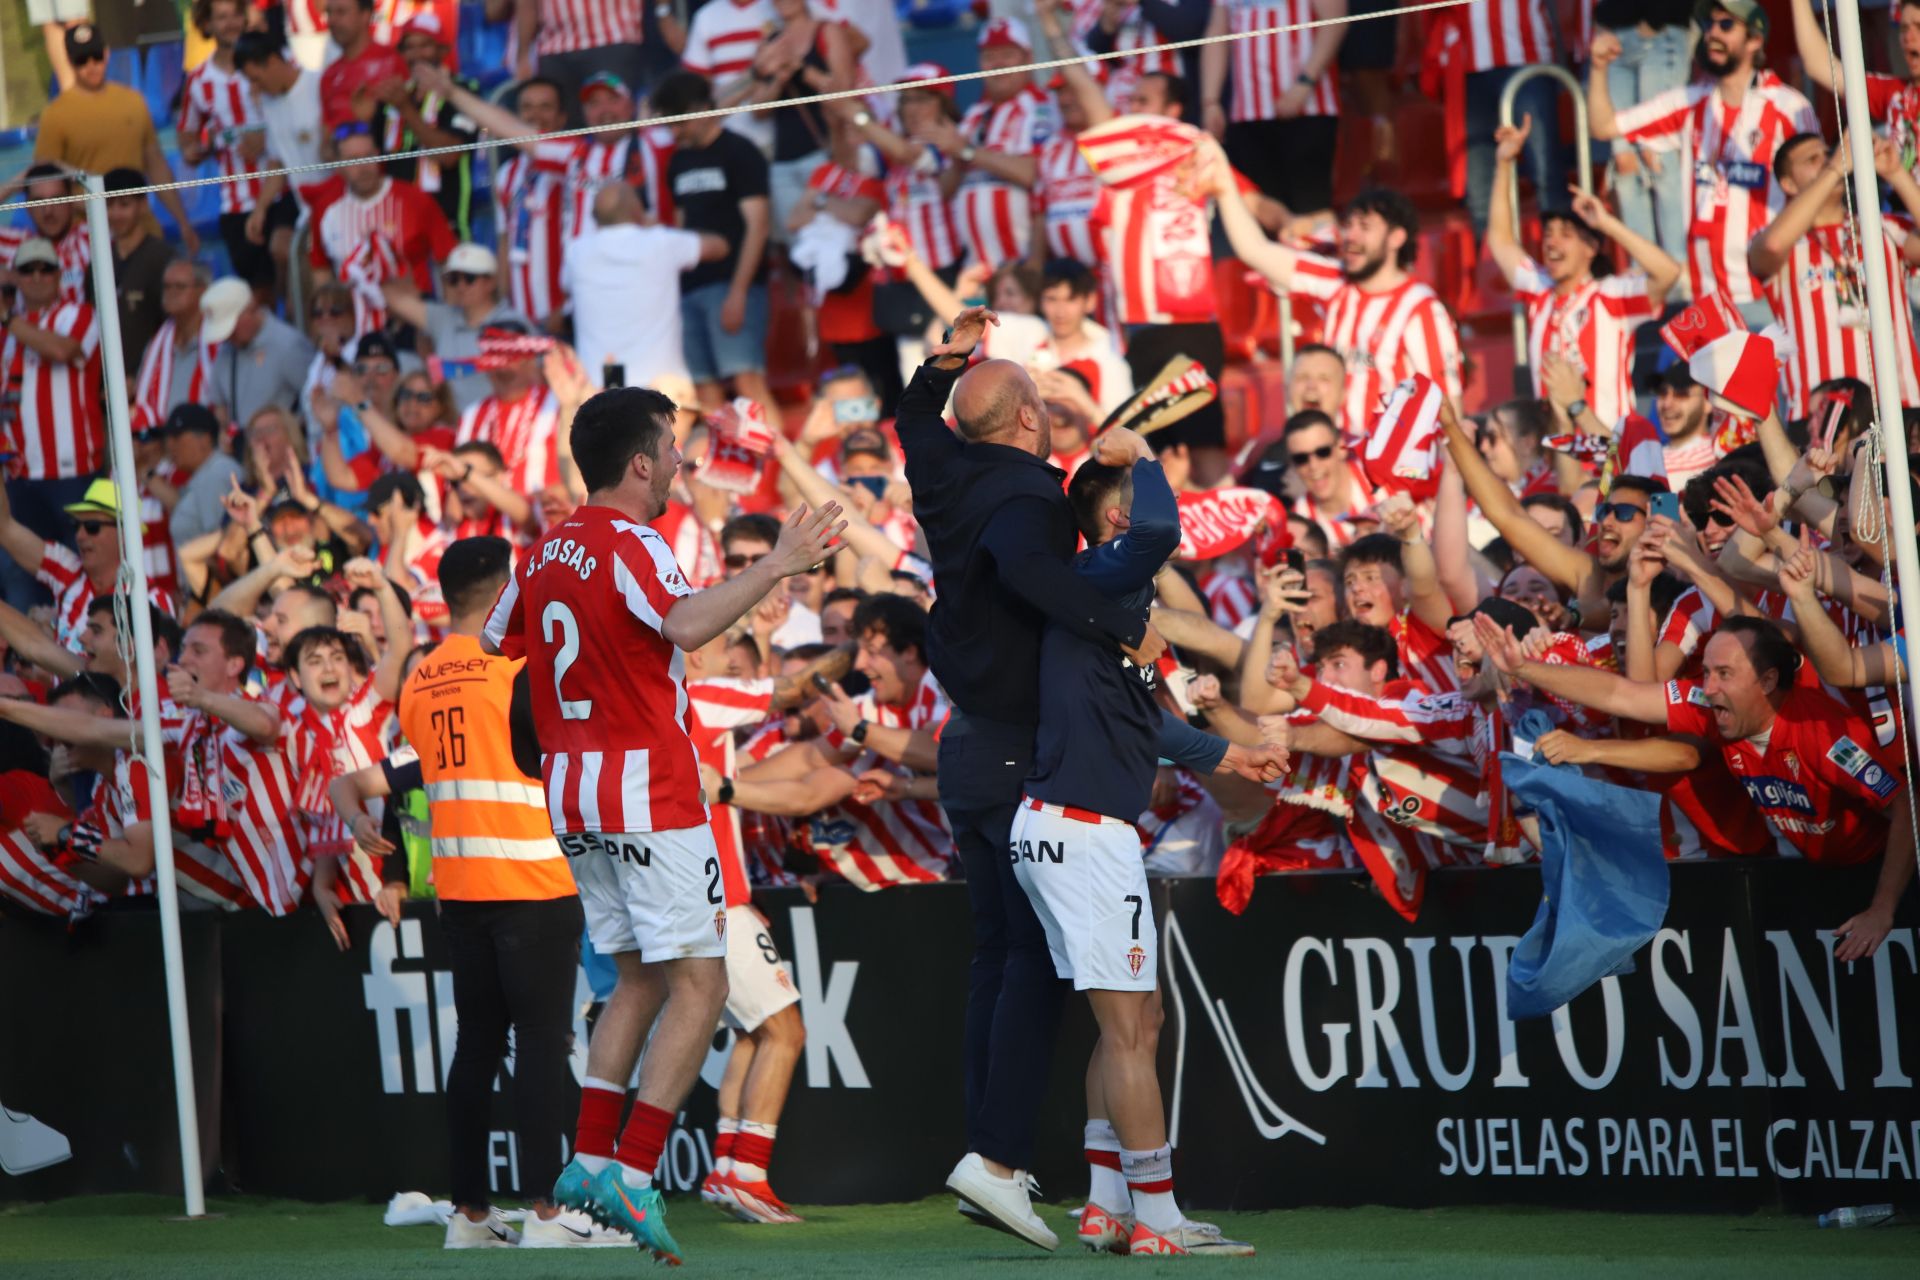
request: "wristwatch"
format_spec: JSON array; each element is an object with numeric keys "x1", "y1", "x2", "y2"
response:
[
  {"x1": 717, "y1": 776, "x2": 736, "y2": 805},
  {"x1": 852, "y1": 109, "x2": 873, "y2": 128},
  {"x1": 1295, "y1": 72, "x2": 1318, "y2": 88},
  {"x1": 1567, "y1": 398, "x2": 1589, "y2": 420},
  {"x1": 850, "y1": 719, "x2": 871, "y2": 744}
]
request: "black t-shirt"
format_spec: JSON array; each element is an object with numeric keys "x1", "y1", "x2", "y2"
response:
[
  {"x1": 379, "y1": 76, "x2": 482, "y2": 241},
  {"x1": 114, "y1": 234, "x2": 172, "y2": 375},
  {"x1": 670, "y1": 129, "x2": 770, "y2": 292}
]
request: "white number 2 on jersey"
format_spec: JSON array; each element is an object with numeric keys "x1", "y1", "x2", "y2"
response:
[{"x1": 541, "y1": 601, "x2": 594, "y2": 720}]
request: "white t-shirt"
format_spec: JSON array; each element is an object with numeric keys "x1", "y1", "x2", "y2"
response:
[
  {"x1": 561, "y1": 223, "x2": 705, "y2": 388},
  {"x1": 257, "y1": 68, "x2": 326, "y2": 207}
]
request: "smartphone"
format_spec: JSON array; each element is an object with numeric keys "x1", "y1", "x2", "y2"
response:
[
  {"x1": 603, "y1": 361, "x2": 626, "y2": 389},
  {"x1": 1649, "y1": 491, "x2": 1680, "y2": 523},
  {"x1": 810, "y1": 672, "x2": 835, "y2": 696},
  {"x1": 833, "y1": 396, "x2": 880, "y2": 425}
]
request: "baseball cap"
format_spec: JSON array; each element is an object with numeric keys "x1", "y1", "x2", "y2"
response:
[
  {"x1": 352, "y1": 331, "x2": 400, "y2": 367},
  {"x1": 1694, "y1": 0, "x2": 1768, "y2": 36},
  {"x1": 896, "y1": 62, "x2": 955, "y2": 99},
  {"x1": 978, "y1": 16, "x2": 1030, "y2": 51},
  {"x1": 64, "y1": 477, "x2": 120, "y2": 520},
  {"x1": 199, "y1": 277, "x2": 252, "y2": 344},
  {"x1": 580, "y1": 71, "x2": 632, "y2": 102},
  {"x1": 12, "y1": 238, "x2": 57, "y2": 270},
  {"x1": 165, "y1": 403, "x2": 221, "y2": 439},
  {"x1": 65, "y1": 23, "x2": 105, "y2": 62},
  {"x1": 444, "y1": 242, "x2": 498, "y2": 276},
  {"x1": 398, "y1": 10, "x2": 446, "y2": 43}
]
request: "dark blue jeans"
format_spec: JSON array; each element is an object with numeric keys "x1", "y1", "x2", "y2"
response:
[
  {"x1": 939, "y1": 712, "x2": 1068, "y2": 1172},
  {"x1": 1466, "y1": 66, "x2": 1572, "y2": 240},
  {"x1": 1, "y1": 474, "x2": 97, "y2": 612}
]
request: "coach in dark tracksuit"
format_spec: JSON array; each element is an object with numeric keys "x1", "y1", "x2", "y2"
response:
[{"x1": 894, "y1": 307, "x2": 1165, "y2": 1246}]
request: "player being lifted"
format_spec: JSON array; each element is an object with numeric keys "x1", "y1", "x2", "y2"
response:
[
  {"x1": 1011, "y1": 421, "x2": 1277, "y2": 1258},
  {"x1": 485, "y1": 386, "x2": 843, "y2": 1265}
]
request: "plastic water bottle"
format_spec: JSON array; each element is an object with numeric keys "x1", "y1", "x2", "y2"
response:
[{"x1": 1818, "y1": 1205, "x2": 1894, "y2": 1229}]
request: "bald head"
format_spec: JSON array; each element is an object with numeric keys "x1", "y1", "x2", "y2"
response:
[
  {"x1": 593, "y1": 181, "x2": 645, "y2": 228},
  {"x1": 952, "y1": 359, "x2": 1046, "y2": 454}
]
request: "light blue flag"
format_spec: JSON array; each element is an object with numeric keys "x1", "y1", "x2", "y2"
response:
[{"x1": 1501, "y1": 747, "x2": 1669, "y2": 1021}]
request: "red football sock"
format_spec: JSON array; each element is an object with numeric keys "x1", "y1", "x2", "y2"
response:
[
  {"x1": 575, "y1": 1084, "x2": 623, "y2": 1161},
  {"x1": 731, "y1": 1131, "x2": 776, "y2": 1180},
  {"x1": 714, "y1": 1130, "x2": 737, "y2": 1164},
  {"x1": 615, "y1": 1101, "x2": 675, "y2": 1180}
]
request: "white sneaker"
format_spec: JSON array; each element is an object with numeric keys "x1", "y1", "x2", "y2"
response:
[
  {"x1": 946, "y1": 1153, "x2": 1058, "y2": 1251},
  {"x1": 382, "y1": 1191, "x2": 452, "y2": 1227},
  {"x1": 520, "y1": 1208, "x2": 632, "y2": 1248},
  {"x1": 0, "y1": 1108, "x2": 71, "y2": 1175},
  {"x1": 443, "y1": 1207, "x2": 521, "y2": 1249}
]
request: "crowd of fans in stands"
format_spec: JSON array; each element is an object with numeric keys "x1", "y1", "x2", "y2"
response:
[{"x1": 0, "y1": 0, "x2": 1913, "y2": 964}]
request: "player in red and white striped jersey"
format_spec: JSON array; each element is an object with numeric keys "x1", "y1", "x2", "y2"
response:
[
  {"x1": 1, "y1": 249, "x2": 103, "y2": 482},
  {"x1": 1215, "y1": 167, "x2": 1463, "y2": 439},
  {"x1": 1752, "y1": 132, "x2": 1920, "y2": 419},
  {"x1": 1487, "y1": 118, "x2": 1681, "y2": 431},
  {"x1": 1591, "y1": 13, "x2": 1817, "y2": 309},
  {"x1": 164, "y1": 610, "x2": 308, "y2": 916},
  {"x1": 309, "y1": 132, "x2": 456, "y2": 298},
  {"x1": 939, "y1": 21, "x2": 1057, "y2": 268},
  {"x1": 486, "y1": 389, "x2": 842, "y2": 1248}
]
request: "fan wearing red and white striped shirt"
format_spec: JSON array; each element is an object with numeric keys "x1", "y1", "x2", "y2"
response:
[
  {"x1": 455, "y1": 384, "x2": 563, "y2": 522},
  {"x1": 165, "y1": 611, "x2": 308, "y2": 916},
  {"x1": 2, "y1": 506, "x2": 176, "y2": 655},
  {"x1": 683, "y1": 0, "x2": 781, "y2": 151},
  {"x1": 1034, "y1": 128, "x2": 1100, "y2": 267},
  {"x1": 529, "y1": 0, "x2": 641, "y2": 57},
  {"x1": 1199, "y1": 0, "x2": 1344, "y2": 217},
  {"x1": 1068, "y1": 0, "x2": 1179, "y2": 113},
  {"x1": 1487, "y1": 121, "x2": 1681, "y2": 431},
  {"x1": 1593, "y1": 22, "x2": 1816, "y2": 308},
  {"x1": 1751, "y1": 131, "x2": 1920, "y2": 419},
  {"x1": 178, "y1": 4, "x2": 267, "y2": 221},
  {"x1": 1, "y1": 289, "x2": 103, "y2": 481},
  {"x1": 806, "y1": 665, "x2": 953, "y2": 891},
  {"x1": 854, "y1": 70, "x2": 966, "y2": 270},
  {"x1": 309, "y1": 134, "x2": 456, "y2": 299},
  {"x1": 1218, "y1": 173, "x2": 1464, "y2": 440},
  {"x1": 941, "y1": 22, "x2": 1057, "y2": 268},
  {"x1": 0, "y1": 219, "x2": 92, "y2": 307}
]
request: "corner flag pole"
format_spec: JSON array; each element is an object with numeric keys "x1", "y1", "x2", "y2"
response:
[
  {"x1": 1833, "y1": 1, "x2": 1920, "y2": 751},
  {"x1": 80, "y1": 173, "x2": 206, "y2": 1218}
]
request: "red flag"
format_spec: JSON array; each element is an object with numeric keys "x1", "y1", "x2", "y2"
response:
[
  {"x1": 699, "y1": 399, "x2": 775, "y2": 493},
  {"x1": 1174, "y1": 487, "x2": 1286, "y2": 561},
  {"x1": 1362, "y1": 374, "x2": 1446, "y2": 500},
  {"x1": 1658, "y1": 290, "x2": 1744, "y2": 361}
]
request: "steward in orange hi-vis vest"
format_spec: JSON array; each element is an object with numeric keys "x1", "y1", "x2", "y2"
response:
[{"x1": 398, "y1": 633, "x2": 575, "y2": 902}]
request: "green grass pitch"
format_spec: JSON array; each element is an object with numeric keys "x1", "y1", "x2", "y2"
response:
[{"x1": 3, "y1": 1194, "x2": 1916, "y2": 1277}]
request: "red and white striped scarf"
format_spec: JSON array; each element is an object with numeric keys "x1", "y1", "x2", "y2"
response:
[{"x1": 133, "y1": 320, "x2": 216, "y2": 426}]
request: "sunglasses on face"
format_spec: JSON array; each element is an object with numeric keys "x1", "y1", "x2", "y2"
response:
[
  {"x1": 723, "y1": 551, "x2": 768, "y2": 570},
  {"x1": 17, "y1": 263, "x2": 57, "y2": 276},
  {"x1": 1704, "y1": 15, "x2": 1741, "y2": 32},
  {"x1": 74, "y1": 519, "x2": 108, "y2": 536},
  {"x1": 397, "y1": 388, "x2": 436, "y2": 404},
  {"x1": 72, "y1": 51, "x2": 104, "y2": 66},
  {"x1": 444, "y1": 271, "x2": 480, "y2": 286},
  {"x1": 1595, "y1": 501, "x2": 1648, "y2": 523},
  {"x1": 1289, "y1": 444, "x2": 1337, "y2": 466},
  {"x1": 1705, "y1": 507, "x2": 1736, "y2": 527},
  {"x1": 311, "y1": 304, "x2": 349, "y2": 319}
]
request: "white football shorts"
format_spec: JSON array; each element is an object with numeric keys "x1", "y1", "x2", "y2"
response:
[
  {"x1": 563, "y1": 825, "x2": 728, "y2": 962},
  {"x1": 722, "y1": 903, "x2": 801, "y2": 1032},
  {"x1": 1009, "y1": 797, "x2": 1156, "y2": 992}
]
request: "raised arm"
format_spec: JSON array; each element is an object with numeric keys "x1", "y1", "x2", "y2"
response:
[
  {"x1": 1431, "y1": 457, "x2": 1485, "y2": 612},
  {"x1": 1750, "y1": 142, "x2": 1848, "y2": 282},
  {"x1": 1035, "y1": 0, "x2": 1114, "y2": 127},
  {"x1": 769, "y1": 433, "x2": 918, "y2": 565},
  {"x1": 1791, "y1": 0, "x2": 1842, "y2": 95},
  {"x1": 1075, "y1": 445, "x2": 1180, "y2": 596},
  {"x1": 1585, "y1": 32, "x2": 1624, "y2": 140},
  {"x1": 1574, "y1": 184, "x2": 1681, "y2": 306},
  {"x1": 0, "y1": 597, "x2": 81, "y2": 679},
  {"x1": 1204, "y1": 140, "x2": 1299, "y2": 291},
  {"x1": 1477, "y1": 614, "x2": 1668, "y2": 724},
  {"x1": 1442, "y1": 402, "x2": 1593, "y2": 592},
  {"x1": 1378, "y1": 494, "x2": 1451, "y2": 634},
  {"x1": 414, "y1": 62, "x2": 546, "y2": 153},
  {"x1": 660, "y1": 504, "x2": 845, "y2": 652},
  {"x1": 1486, "y1": 115, "x2": 1533, "y2": 282},
  {"x1": 0, "y1": 698, "x2": 136, "y2": 749}
]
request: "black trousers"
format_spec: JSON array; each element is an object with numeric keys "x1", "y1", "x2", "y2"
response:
[
  {"x1": 440, "y1": 894, "x2": 584, "y2": 1210},
  {"x1": 939, "y1": 713, "x2": 1067, "y2": 1171}
]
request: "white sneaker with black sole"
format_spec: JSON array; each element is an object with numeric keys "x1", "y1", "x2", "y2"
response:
[
  {"x1": 520, "y1": 1208, "x2": 632, "y2": 1248},
  {"x1": 443, "y1": 1207, "x2": 521, "y2": 1249},
  {"x1": 946, "y1": 1153, "x2": 1058, "y2": 1251}
]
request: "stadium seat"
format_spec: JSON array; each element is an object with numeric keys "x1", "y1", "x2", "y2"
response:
[
  {"x1": 1392, "y1": 98, "x2": 1454, "y2": 210},
  {"x1": 1217, "y1": 359, "x2": 1287, "y2": 451},
  {"x1": 107, "y1": 46, "x2": 139, "y2": 91},
  {"x1": 1460, "y1": 326, "x2": 1525, "y2": 408},
  {"x1": 900, "y1": 0, "x2": 969, "y2": 29}
]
